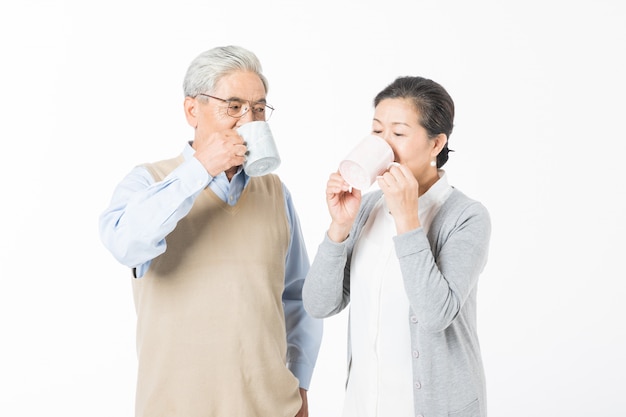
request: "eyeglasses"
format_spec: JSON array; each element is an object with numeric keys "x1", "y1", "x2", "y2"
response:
[{"x1": 197, "y1": 93, "x2": 274, "y2": 121}]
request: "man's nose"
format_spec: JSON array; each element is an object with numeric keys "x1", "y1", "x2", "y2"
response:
[{"x1": 239, "y1": 104, "x2": 255, "y2": 122}]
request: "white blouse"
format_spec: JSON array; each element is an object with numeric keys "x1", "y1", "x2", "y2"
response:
[{"x1": 342, "y1": 171, "x2": 452, "y2": 417}]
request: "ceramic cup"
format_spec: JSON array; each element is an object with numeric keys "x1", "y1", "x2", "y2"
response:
[
  {"x1": 237, "y1": 121, "x2": 281, "y2": 177},
  {"x1": 339, "y1": 134, "x2": 395, "y2": 190}
]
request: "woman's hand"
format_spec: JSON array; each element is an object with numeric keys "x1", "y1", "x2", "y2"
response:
[
  {"x1": 325, "y1": 171, "x2": 361, "y2": 243},
  {"x1": 377, "y1": 163, "x2": 421, "y2": 234}
]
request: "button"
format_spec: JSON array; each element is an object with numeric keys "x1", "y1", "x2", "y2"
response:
[
  {"x1": 415, "y1": 381, "x2": 422, "y2": 389},
  {"x1": 410, "y1": 315, "x2": 418, "y2": 323},
  {"x1": 412, "y1": 350, "x2": 419, "y2": 358}
]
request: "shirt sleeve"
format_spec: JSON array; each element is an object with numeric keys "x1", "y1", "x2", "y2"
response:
[
  {"x1": 98, "y1": 155, "x2": 210, "y2": 277},
  {"x1": 281, "y1": 183, "x2": 323, "y2": 390}
]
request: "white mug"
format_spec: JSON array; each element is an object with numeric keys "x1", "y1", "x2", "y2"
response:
[
  {"x1": 237, "y1": 121, "x2": 281, "y2": 177},
  {"x1": 339, "y1": 135, "x2": 394, "y2": 190}
]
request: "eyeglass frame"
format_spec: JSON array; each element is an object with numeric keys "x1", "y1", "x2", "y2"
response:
[{"x1": 197, "y1": 93, "x2": 274, "y2": 121}]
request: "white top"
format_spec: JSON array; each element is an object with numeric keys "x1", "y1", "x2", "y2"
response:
[{"x1": 342, "y1": 171, "x2": 453, "y2": 417}]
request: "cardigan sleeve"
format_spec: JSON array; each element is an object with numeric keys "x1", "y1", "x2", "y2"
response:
[
  {"x1": 302, "y1": 233, "x2": 352, "y2": 318},
  {"x1": 302, "y1": 191, "x2": 383, "y2": 318},
  {"x1": 393, "y1": 195, "x2": 491, "y2": 333}
]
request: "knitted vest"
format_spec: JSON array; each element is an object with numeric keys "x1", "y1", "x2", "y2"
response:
[{"x1": 132, "y1": 156, "x2": 301, "y2": 417}]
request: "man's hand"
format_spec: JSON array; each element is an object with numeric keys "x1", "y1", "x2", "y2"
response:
[
  {"x1": 193, "y1": 129, "x2": 247, "y2": 177},
  {"x1": 294, "y1": 388, "x2": 308, "y2": 417}
]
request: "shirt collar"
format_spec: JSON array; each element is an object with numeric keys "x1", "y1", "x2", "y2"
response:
[{"x1": 419, "y1": 169, "x2": 452, "y2": 212}]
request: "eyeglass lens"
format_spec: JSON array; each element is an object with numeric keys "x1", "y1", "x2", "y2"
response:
[{"x1": 226, "y1": 99, "x2": 272, "y2": 120}]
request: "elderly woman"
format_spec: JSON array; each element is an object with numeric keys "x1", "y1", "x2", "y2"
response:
[{"x1": 303, "y1": 76, "x2": 491, "y2": 417}]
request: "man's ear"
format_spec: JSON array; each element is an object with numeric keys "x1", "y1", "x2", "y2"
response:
[{"x1": 184, "y1": 96, "x2": 198, "y2": 128}]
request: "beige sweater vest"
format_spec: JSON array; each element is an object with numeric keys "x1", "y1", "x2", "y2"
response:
[{"x1": 132, "y1": 156, "x2": 301, "y2": 417}]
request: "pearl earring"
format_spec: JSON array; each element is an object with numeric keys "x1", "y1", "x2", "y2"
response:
[{"x1": 430, "y1": 160, "x2": 436, "y2": 167}]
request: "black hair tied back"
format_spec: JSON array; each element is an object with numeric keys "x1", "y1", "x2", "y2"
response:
[{"x1": 437, "y1": 144, "x2": 454, "y2": 168}]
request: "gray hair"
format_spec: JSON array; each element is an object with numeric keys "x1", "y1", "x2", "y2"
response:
[{"x1": 182, "y1": 45, "x2": 269, "y2": 98}]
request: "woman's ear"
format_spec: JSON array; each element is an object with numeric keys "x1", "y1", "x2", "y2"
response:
[
  {"x1": 432, "y1": 133, "x2": 448, "y2": 157},
  {"x1": 184, "y1": 96, "x2": 198, "y2": 128}
]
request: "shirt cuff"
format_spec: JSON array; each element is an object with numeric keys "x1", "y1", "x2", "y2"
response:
[
  {"x1": 170, "y1": 156, "x2": 211, "y2": 193},
  {"x1": 287, "y1": 361, "x2": 314, "y2": 390}
]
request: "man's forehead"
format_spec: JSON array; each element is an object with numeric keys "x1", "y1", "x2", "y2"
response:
[{"x1": 212, "y1": 71, "x2": 266, "y2": 100}]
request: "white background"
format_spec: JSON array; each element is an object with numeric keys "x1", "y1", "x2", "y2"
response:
[{"x1": 1, "y1": 1, "x2": 625, "y2": 416}]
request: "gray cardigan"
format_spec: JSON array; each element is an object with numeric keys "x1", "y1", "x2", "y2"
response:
[{"x1": 303, "y1": 188, "x2": 491, "y2": 417}]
